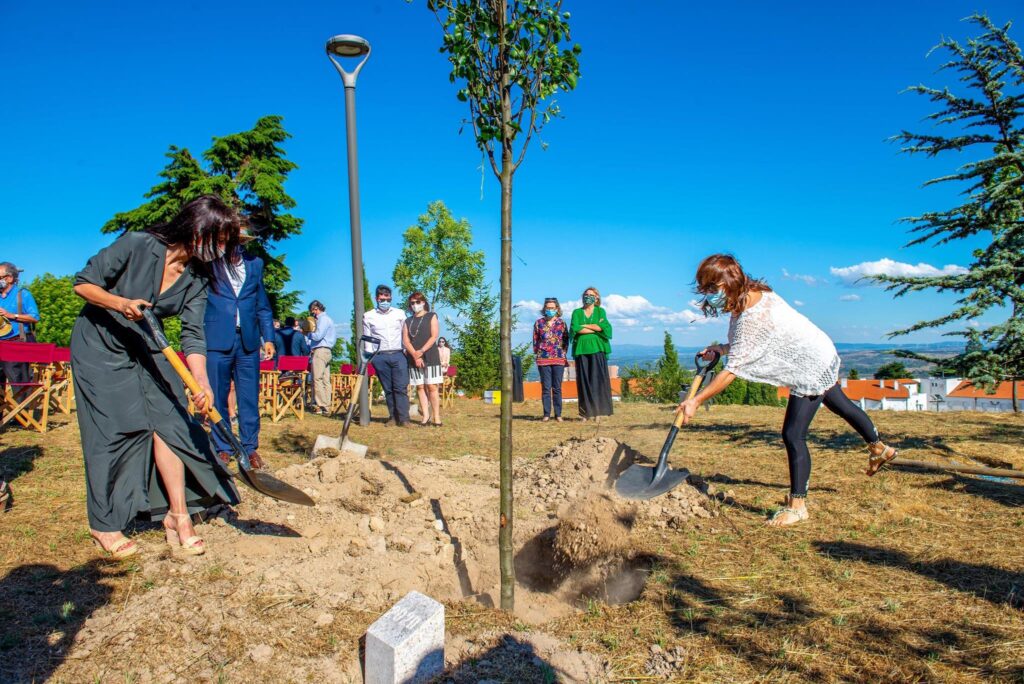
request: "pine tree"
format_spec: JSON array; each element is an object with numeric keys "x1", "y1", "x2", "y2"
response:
[
  {"x1": 880, "y1": 15, "x2": 1024, "y2": 412},
  {"x1": 848, "y1": 368, "x2": 860, "y2": 380},
  {"x1": 101, "y1": 116, "x2": 303, "y2": 317}
]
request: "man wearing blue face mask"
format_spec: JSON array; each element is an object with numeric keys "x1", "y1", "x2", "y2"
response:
[{"x1": 362, "y1": 284, "x2": 410, "y2": 426}]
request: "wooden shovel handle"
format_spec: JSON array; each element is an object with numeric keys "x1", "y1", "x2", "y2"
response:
[{"x1": 159, "y1": 348, "x2": 224, "y2": 424}]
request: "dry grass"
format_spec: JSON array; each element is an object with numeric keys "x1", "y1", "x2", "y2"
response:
[{"x1": 1, "y1": 399, "x2": 1023, "y2": 682}]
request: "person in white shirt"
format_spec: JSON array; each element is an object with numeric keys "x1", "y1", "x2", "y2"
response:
[
  {"x1": 676, "y1": 254, "x2": 898, "y2": 528},
  {"x1": 362, "y1": 284, "x2": 410, "y2": 426},
  {"x1": 308, "y1": 300, "x2": 337, "y2": 415}
]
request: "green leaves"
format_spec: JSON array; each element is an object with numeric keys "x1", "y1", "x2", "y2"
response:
[
  {"x1": 99, "y1": 116, "x2": 303, "y2": 318},
  {"x1": 884, "y1": 14, "x2": 1024, "y2": 397},
  {"x1": 392, "y1": 200, "x2": 485, "y2": 312},
  {"x1": 25, "y1": 274, "x2": 80, "y2": 348}
]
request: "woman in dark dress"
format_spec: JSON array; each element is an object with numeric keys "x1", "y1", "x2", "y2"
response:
[
  {"x1": 402, "y1": 292, "x2": 442, "y2": 426},
  {"x1": 72, "y1": 196, "x2": 241, "y2": 558},
  {"x1": 570, "y1": 286, "x2": 614, "y2": 421}
]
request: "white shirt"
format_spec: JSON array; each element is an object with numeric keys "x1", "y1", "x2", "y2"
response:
[
  {"x1": 226, "y1": 259, "x2": 246, "y2": 326},
  {"x1": 725, "y1": 291, "x2": 840, "y2": 397},
  {"x1": 363, "y1": 307, "x2": 407, "y2": 352}
]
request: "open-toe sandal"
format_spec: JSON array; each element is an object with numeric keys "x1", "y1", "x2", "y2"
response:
[
  {"x1": 766, "y1": 507, "x2": 809, "y2": 526},
  {"x1": 865, "y1": 443, "x2": 898, "y2": 477},
  {"x1": 92, "y1": 536, "x2": 139, "y2": 559},
  {"x1": 165, "y1": 513, "x2": 206, "y2": 556}
]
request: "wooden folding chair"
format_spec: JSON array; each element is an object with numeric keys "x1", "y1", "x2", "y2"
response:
[
  {"x1": 330, "y1": 365, "x2": 358, "y2": 415},
  {"x1": 441, "y1": 365, "x2": 458, "y2": 408},
  {"x1": 273, "y1": 356, "x2": 308, "y2": 422},
  {"x1": 48, "y1": 347, "x2": 74, "y2": 415},
  {"x1": 258, "y1": 359, "x2": 278, "y2": 418},
  {"x1": 1, "y1": 341, "x2": 56, "y2": 433}
]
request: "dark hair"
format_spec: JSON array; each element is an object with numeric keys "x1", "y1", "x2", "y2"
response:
[
  {"x1": 694, "y1": 254, "x2": 772, "y2": 316},
  {"x1": 309, "y1": 300, "x2": 325, "y2": 313},
  {"x1": 408, "y1": 291, "x2": 430, "y2": 312},
  {"x1": 284, "y1": 316, "x2": 296, "y2": 327},
  {"x1": 375, "y1": 284, "x2": 392, "y2": 299},
  {"x1": 438, "y1": 337, "x2": 448, "y2": 347},
  {"x1": 146, "y1": 195, "x2": 241, "y2": 285}
]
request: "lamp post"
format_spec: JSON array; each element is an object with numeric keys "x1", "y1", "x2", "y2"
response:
[{"x1": 326, "y1": 34, "x2": 371, "y2": 426}]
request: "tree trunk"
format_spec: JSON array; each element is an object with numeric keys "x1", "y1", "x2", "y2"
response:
[
  {"x1": 1014, "y1": 376, "x2": 1019, "y2": 414},
  {"x1": 497, "y1": 0, "x2": 515, "y2": 613}
]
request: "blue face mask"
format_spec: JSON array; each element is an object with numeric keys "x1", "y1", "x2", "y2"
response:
[
  {"x1": 544, "y1": 309, "x2": 557, "y2": 318},
  {"x1": 582, "y1": 295, "x2": 597, "y2": 306},
  {"x1": 707, "y1": 291, "x2": 727, "y2": 311},
  {"x1": 378, "y1": 300, "x2": 391, "y2": 312}
]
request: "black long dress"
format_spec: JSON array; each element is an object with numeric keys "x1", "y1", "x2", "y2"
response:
[{"x1": 71, "y1": 232, "x2": 238, "y2": 533}]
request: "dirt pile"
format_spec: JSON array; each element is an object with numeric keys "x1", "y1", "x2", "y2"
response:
[{"x1": 54, "y1": 437, "x2": 720, "y2": 682}]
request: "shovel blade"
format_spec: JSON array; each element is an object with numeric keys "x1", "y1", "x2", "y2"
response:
[
  {"x1": 310, "y1": 435, "x2": 368, "y2": 459},
  {"x1": 238, "y1": 467, "x2": 315, "y2": 506},
  {"x1": 615, "y1": 464, "x2": 690, "y2": 501}
]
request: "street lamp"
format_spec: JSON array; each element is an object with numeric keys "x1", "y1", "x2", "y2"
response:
[{"x1": 326, "y1": 34, "x2": 371, "y2": 426}]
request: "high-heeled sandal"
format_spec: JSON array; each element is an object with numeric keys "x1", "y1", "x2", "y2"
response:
[
  {"x1": 92, "y1": 535, "x2": 139, "y2": 559},
  {"x1": 865, "y1": 442, "x2": 898, "y2": 477},
  {"x1": 164, "y1": 512, "x2": 206, "y2": 556}
]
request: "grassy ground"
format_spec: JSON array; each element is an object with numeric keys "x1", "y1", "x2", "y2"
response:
[{"x1": 1, "y1": 399, "x2": 1022, "y2": 682}]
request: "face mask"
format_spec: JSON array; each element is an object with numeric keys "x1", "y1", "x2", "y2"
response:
[
  {"x1": 707, "y1": 290, "x2": 727, "y2": 311},
  {"x1": 411, "y1": 303, "x2": 425, "y2": 313},
  {"x1": 378, "y1": 300, "x2": 391, "y2": 312},
  {"x1": 194, "y1": 242, "x2": 226, "y2": 263},
  {"x1": 544, "y1": 309, "x2": 557, "y2": 318},
  {"x1": 583, "y1": 295, "x2": 597, "y2": 306}
]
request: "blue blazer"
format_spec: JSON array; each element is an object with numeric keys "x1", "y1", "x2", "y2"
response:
[{"x1": 204, "y1": 252, "x2": 275, "y2": 354}]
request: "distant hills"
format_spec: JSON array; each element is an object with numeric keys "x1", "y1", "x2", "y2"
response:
[{"x1": 523, "y1": 342, "x2": 962, "y2": 381}]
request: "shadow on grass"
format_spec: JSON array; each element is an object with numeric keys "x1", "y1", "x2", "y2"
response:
[
  {"x1": 0, "y1": 560, "x2": 121, "y2": 683},
  {"x1": 269, "y1": 428, "x2": 314, "y2": 456},
  {"x1": 920, "y1": 474, "x2": 1024, "y2": 507},
  {"x1": 0, "y1": 445, "x2": 44, "y2": 484},
  {"x1": 815, "y1": 540, "x2": 1023, "y2": 609}
]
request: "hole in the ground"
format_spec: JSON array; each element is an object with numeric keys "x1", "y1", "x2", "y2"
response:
[{"x1": 515, "y1": 526, "x2": 656, "y2": 607}]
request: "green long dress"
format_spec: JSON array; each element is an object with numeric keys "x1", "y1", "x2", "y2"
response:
[{"x1": 71, "y1": 232, "x2": 239, "y2": 533}]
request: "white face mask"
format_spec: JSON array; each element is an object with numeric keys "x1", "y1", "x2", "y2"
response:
[
  {"x1": 411, "y1": 303, "x2": 425, "y2": 313},
  {"x1": 194, "y1": 242, "x2": 226, "y2": 263}
]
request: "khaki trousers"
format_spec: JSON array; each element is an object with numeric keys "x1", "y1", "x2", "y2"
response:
[{"x1": 311, "y1": 347, "x2": 333, "y2": 409}]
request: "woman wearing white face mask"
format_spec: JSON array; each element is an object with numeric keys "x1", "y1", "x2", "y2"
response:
[
  {"x1": 676, "y1": 254, "x2": 898, "y2": 528},
  {"x1": 403, "y1": 292, "x2": 443, "y2": 426},
  {"x1": 70, "y1": 195, "x2": 241, "y2": 559}
]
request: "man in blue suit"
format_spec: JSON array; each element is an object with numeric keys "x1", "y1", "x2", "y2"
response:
[{"x1": 204, "y1": 228, "x2": 276, "y2": 469}]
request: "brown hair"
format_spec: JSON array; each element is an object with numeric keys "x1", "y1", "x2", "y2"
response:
[
  {"x1": 694, "y1": 254, "x2": 771, "y2": 316},
  {"x1": 541, "y1": 298, "x2": 562, "y2": 317},
  {"x1": 581, "y1": 286, "x2": 601, "y2": 307},
  {"x1": 408, "y1": 291, "x2": 430, "y2": 312}
]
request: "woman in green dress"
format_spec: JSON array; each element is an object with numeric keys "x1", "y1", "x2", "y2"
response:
[
  {"x1": 72, "y1": 195, "x2": 241, "y2": 559},
  {"x1": 570, "y1": 286, "x2": 613, "y2": 420}
]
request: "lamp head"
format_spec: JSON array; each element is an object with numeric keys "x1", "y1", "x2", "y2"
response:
[{"x1": 326, "y1": 35, "x2": 370, "y2": 58}]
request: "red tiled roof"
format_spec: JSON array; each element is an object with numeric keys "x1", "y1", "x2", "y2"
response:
[
  {"x1": 775, "y1": 379, "x2": 921, "y2": 401},
  {"x1": 947, "y1": 380, "x2": 1024, "y2": 400}
]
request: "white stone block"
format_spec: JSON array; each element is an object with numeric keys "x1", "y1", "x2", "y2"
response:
[{"x1": 364, "y1": 591, "x2": 444, "y2": 684}]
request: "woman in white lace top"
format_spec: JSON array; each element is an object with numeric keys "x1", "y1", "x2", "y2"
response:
[{"x1": 677, "y1": 254, "x2": 898, "y2": 527}]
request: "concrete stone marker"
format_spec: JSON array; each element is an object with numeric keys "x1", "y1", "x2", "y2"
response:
[{"x1": 365, "y1": 591, "x2": 445, "y2": 684}]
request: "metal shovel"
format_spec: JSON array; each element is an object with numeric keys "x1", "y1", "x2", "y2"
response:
[
  {"x1": 616, "y1": 351, "x2": 720, "y2": 500},
  {"x1": 310, "y1": 335, "x2": 382, "y2": 459},
  {"x1": 140, "y1": 308, "x2": 315, "y2": 506}
]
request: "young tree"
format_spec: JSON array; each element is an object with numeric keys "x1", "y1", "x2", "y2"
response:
[
  {"x1": 424, "y1": 0, "x2": 582, "y2": 609},
  {"x1": 879, "y1": 15, "x2": 1024, "y2": 412},
  {"x1": 653, "y1": 331, "x2": 693, "y2": 403},
  {"x1": 446, "y1": 286, "x2": 530, "y2": 394},
  {"x1": 102, "y1": 116, "x2": 304, "y2": 317},
  {"x1": 392, "y1": 201, "x2": 485, "y2": 312},
  {"x1": 848, "y1": 368, "x2": 860, "y2": 380}
]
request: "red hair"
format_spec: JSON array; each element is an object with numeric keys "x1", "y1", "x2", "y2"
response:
[{"x1": 694, "y1": 254, "x2": 771, "y2": 316}]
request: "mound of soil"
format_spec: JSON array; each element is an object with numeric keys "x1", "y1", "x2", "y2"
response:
[{"x1": 54, "y1": 437, "x2": 719, "y2": 682}]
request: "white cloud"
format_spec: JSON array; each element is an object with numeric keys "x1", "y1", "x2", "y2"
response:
[
  {"x1": 793, "y1": 300, "x2": 805, "y2": 307},
  {"x1": 601, "y1": 294, "x2": 664, "y2": 317},
  {"x1": 642, "y1": 326, "x2": 654, "y2": 332},
  {"x1": 967, "y1": 319, "x2": 980, "y2": 329},
  {"x1": 514, "y1": 299, "x2": 542, "y2": 312},
  {"x1": 782, "y1": 268, "x2": 823, "y2": 286},
  {"x1": 830, "y1": 258, "x2": 968, "y2": 287},
  {"x1": 839, "y1": 294, "x2": 861, "y2": 302}
]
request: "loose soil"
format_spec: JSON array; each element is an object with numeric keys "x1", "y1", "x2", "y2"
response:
[{"x1": 2, "y1": 401, "x2": 1022, "y2": 682}]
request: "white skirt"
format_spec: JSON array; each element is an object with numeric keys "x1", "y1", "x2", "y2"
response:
[{"x1": 409, "y1": 364, "x2": 444, "y2": 386}]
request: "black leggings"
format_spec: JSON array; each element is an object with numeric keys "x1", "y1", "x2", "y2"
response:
[{"x1": 782, "y1": 384, "x2": 879, "y2": 498}]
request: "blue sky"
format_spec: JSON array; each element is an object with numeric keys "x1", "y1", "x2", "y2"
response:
[{"x1": 2, "y1": 1, "x2": 1018, "y2": 348}]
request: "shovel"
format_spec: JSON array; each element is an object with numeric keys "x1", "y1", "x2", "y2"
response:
[
  {"x1": 310, "y1": 335, "x2": 382, "y2": 459},
  {"x1": 140, "y1": 308, "x2": 315, "y2": 506},
  {"x1": 616, "y1": 350, "x2": 720, "y2": 500}
]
